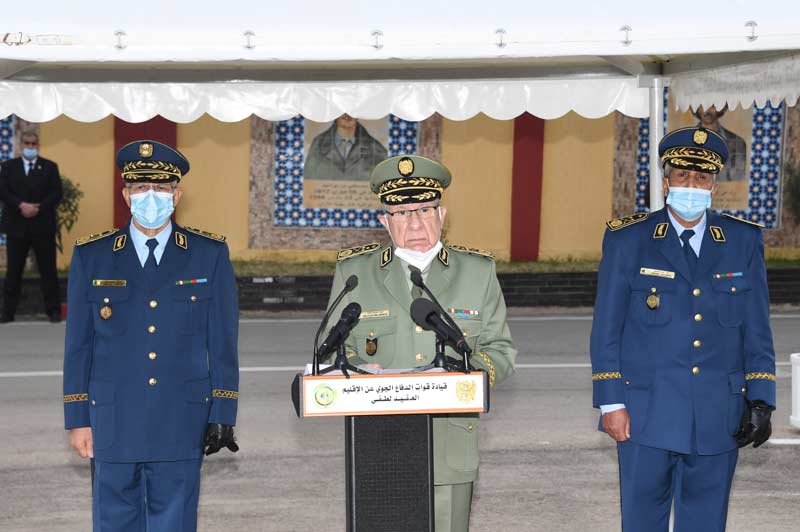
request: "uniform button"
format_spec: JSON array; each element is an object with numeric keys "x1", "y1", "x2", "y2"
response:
[
  {"x1": 694, "y1": 313, "x2": 703, "y2": 322},
  {"x1": 149, "y1": 300, "x2": 158, "y2": 309},
  {"x1": 149, "y1": 352, "x2": 157, "y2": 360},
  {"x1": 191, "y1": 295, "x2": 197, "y2": 302},
  {"x1": 650, "y1": 287, "x2": 657, "y2": 293},
  {"x1": 148, "y1": 325, "x2": 156, "y2": 333},
  {"x1": 731, "y1": 286, "x2": 737, "y2": 293},
  {"x1": 693, "y1": 288, "x2": 701, "y2": 296},
  {"x1": 103, "y1": 297, "x2": 110, "y2": 304},
  {"x1": 625, "y1": 380, "x2": 630, "y2": 385},
  {"x1": 149, "y1": 377, "x2": 157, "y2": 386},
  {"x1": 91, "y1": 400, "x2": 96, "y2": 405},
  {"x1": 415, "y1": 325, "x2": 423, "y2": 333},
  {"x1": 463, "y1": 330, "x2": 469, "y2": 337},
  {"x1": 467, "y1": 424, "x2": 474, "y2": 431},
  {"x1": 693, "y1": 340, "x2": 701, "y2": 348},
  {"x1": 692, "y1": 366, "x2": 700, "y2": 375},
  {"x1": 741, "y1": 387, "x2": 747, "y2": 393},
  {"x1": 369, "y1": 331, "x2": 375, "y2": 338},
  {"x1": 415, "y1": 353, "x2": 425, "y2": 361}
]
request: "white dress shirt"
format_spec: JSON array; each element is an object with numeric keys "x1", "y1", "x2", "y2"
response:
[{"x1": 129, "y1": 221, "x2": 172, "y2": 267}]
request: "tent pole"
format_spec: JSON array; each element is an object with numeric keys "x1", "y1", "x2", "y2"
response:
[{"x1": 648, "y1": 77, "x2": 665, "y2": 211}]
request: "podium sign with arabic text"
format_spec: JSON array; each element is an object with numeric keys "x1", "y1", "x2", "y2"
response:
[{"x1": 295, "y1": 371, "x2": 488, "y2": 417}]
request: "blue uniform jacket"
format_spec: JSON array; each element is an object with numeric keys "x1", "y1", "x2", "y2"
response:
[
  {"x1": 63, "y1": 222, "x2": 239, "y2": 463},
  {"x1": 590, "y1": 207, "x2": 776, "y2": 455}
]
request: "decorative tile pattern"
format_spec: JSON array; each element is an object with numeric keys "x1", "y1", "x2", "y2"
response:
[
  {"x1": 634, "y1": 88, "x2": 669, "y2": 214},
  {"x1": 0, "y1": 115, "x2": 14, "y2": 246},
  {"x1": 273, "y1": 116, "x2": 418, "y2": 228}
]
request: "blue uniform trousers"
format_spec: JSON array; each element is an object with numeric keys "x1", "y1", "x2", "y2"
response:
[
  {"x1": 618, "y1": 441, "x2": 738, "y2": 532},
  {"x1": 92, "y1": 459, "x2": 202, "y2": 532}
]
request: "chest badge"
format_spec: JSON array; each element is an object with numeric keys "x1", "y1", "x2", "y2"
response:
[
  {"x1": 646, "y1": 292, "x2": 660, "y2": 310},
  {"x1": 99, "y1": 305, "x2": 113, "y2": 320},
  {"x1": 365, "y1": 338, "x2": 378, "y2": 356}
]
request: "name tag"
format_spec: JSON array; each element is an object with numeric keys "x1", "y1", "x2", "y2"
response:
[
  {"x1": 92, "y1": 280, "x2": 127, "y2": 287},
  {"x1": 360, "y1": 310, "x2": 390, "y2": 319},
  {"x1": 639, "y1": 268, "x2": 675, "y2": 279}
]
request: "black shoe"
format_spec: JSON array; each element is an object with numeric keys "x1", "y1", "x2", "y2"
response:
[
  {"x1": 48, "y1": 313, "x2": 62, "y2": 323},
  {"x1": 0, "y1": 315, "x2": 14, "y2": 324}
]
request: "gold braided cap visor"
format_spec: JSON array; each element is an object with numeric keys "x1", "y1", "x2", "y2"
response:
[
  {"x1": 377, "y1": 176, "x2": 444, "y2": 205},
  {"x1": 660, "y1": 147, "x2": 724, "y2": 174},
  {"x1": 121, "y1": 161, "x2": 183, "y2": 182}
]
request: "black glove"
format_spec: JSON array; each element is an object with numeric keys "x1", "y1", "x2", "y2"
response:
[
  {"x1": 734, "y1": 399, "x2": 773, "y2": 448},
  {"x1": 203, "y1": 424, "x2": 240, "y2": 455}
]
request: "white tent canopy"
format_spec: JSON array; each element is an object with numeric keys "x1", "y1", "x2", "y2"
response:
[{"x1": 3, "y1": 0, "x2": 800, "y2": 123}]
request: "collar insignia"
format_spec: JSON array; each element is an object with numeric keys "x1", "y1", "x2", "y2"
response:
[
  {"x1": 653, "y1": 223, "x2": 669, "y2": 239},
  {"x1": 710, "y1": 226, "x2": 726, "y2": 243},
  {"x1": 438, "y1": 246, "x2": 449, "y2": 267},
  {"x1": 112, "y1": 234, "x2": 127, "y2": 252},
  {"x1": 380, "y1": 246, "x2": 393, "y2": 268},
  {"x1": 175, "y1": 231, "x2": 188, "y2": 250}
]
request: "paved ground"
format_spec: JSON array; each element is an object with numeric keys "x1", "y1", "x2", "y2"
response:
[{"x1": 1, "y1": 313, "x2": 799, "y2": 531}]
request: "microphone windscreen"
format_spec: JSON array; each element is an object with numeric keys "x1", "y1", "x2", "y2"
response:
[
  {"x1": 410, "y1": 298, "x2": 436, "y2": 330},
  {"x1": 344, "y1": 275, "x2": 359, "y2": 290}
]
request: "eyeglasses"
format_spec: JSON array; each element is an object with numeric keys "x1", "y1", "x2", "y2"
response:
[
  {"x1": 127, "y1": 183, "x2": 176, "y2": 194},
  {"x1": 383, "y1": 205, "x2": 439, "y2": 220}
]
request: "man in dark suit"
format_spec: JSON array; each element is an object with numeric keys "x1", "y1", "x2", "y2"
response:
[{"x1": 0, "y1": 131, "x2": 63, "y2": 323}]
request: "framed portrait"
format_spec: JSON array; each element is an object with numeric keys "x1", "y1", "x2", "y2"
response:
[
  {"x1": 0, "y1": 116, "x2": 15, "y2": 246},
  {"x1": 273, "y1": 114, "x2": 418, "y2": 228}
]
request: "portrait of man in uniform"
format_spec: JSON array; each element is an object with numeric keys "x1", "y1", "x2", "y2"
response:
[
  {"x1": 694, "y1": 105, "x2": 747, "y2": 183},
  {"x1": 304, "y1": 114, "x2": 388, "y2": 183}
]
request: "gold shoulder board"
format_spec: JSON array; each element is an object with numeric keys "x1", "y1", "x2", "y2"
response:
[
  {"x1": 337, "y1": 242, "x2": 381, "y2": 262},
  {"x1": 606, "y1": 213, "x2": 649, "y2": 231},
  {"x1": 76, "y1": 228, "x2": 119, "y2": 246},
  {"x1": 447, "y1": 244, "x2": 495, "y2": 260},
  {"x1": 722, "y1": 214, "x2": 765, "y2": 229},
  {"x1": 184, "y1": 226, "x2": 227, "y2": 242}
]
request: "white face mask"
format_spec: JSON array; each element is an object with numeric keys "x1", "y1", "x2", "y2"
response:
[{"x1": 394, "y1": 241, "x2": 443, "y2": 271}]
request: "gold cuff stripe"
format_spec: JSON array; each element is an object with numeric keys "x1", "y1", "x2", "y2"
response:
[
  {"x1": 592, "y1": 371, "x2": 622, "y2": 381},
  {"x1": 64, "y1": 393, "x2": 89, "y2": 403},
  {"x1": 212, "y1": 389, "x2": 239, "y2": 400},
  {"x1": 478, "y1": 352, "x2": 496, "y2": 388},
  {"x1": 745, "y1": 372, "x2": 776, "y2": 381}
]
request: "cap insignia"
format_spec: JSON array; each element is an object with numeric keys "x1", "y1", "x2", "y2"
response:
[
  {"x1": 397, "y1": 157, "x2": 414, "y2": 177},
  {"x1": 693, "y1": 130, "x2": 708, "y2": 145},
  {"x1": 139, "y1": 143, "x2": 154, "y2": 158}
]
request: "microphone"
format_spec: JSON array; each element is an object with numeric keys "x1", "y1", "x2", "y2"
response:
[
  {"x1": 318, "y1": 302, "x2": 362, "y2": 359},
  {"x1": 313, "y1": 275, "x2": 358, "y2": 374},
  {"x1": 408, "y1": 265, "x2": 462, "y2": 334},
  {"x1": 410, "y1": 298, "x2": 472, "y2": 356}
]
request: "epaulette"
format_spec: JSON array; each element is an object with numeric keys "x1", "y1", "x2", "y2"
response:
[
  {"x1": 606, "y1": 212, "x2": 649, "y2": 231},
  {"x1": 722, "y1": 214, "x2": 765, "y2": 229},
  {"x1": 447, "y1": 244, "x2": 495, "y2": 260},
  {"x1": 75, "y1": 228, "x2": 119, "y2": 246},
  {"x1": 184, "y1": 226, "x2": 226, "y2": 242},
  {"x1": 337, "y1": 242, "x2": 380, "y2": 262}
]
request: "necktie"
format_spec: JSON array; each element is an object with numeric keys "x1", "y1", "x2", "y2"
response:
[
  {"x1": 144, "y1": 238, "x2": 159, "y2": 279},
  {"x1": 680, "y1": 230, "x2": 697, "y2": 278},
  {"x1": 24, "y1": 161, "x2": 29, "y2": 176}
]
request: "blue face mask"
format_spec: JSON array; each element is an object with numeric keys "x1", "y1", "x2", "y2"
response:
[
  {"x1": 22, "y1": 148, "x2": 38, "y2": 160},
  {"x1": 129, "y1": 190, "x2": 175, "y2": 229},
  {"x1": 666, "y1": 186, "x2": 711, "y2": 222}
]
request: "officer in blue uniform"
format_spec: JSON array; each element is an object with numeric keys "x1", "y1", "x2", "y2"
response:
[
  {"x1": 590, "y1": 126, "x2": 776, "y2": 532},
  {"x1": 63, "y1": 140, "x2": 240, "y2": 532}
]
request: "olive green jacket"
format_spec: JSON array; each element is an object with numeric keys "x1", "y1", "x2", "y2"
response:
[{"x1": 325, "y1": 243, "x2": 517, "y2": 484}]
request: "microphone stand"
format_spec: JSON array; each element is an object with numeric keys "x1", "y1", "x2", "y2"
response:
[{"x1": 319, "y1": 344, "x2": 369, "y2": 379}]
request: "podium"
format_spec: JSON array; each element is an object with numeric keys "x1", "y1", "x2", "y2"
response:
[{"x1": 292, "y1": 369, "x2": 489, "y2": 531}]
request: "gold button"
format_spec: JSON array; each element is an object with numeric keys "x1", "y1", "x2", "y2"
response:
[
  {"x1": 91, "y1": 400, "x2": 96, "y2": 405},
  {"x1": 731, "y1": 286, "x2": 737, "y2": 293},
  {"x1": 149, "y1": 300, "x2": 158, "y2": 309},
  {"x1": 369, "y1": 331, "x2": 375, "y2": 338},
  {"x1": 693, "y1": 288, "x2": 701, "y2": 296},
  {"x1": 692, "y1": 366, "x2": 700, "y2": 375},
  {"x1": 103, "y1": 297, "x2": 110, "y2": 304},
  {"x1": 467, "y1": 424, "x2": 474, "y2": 431},
  {"x1": 415, "y1": 325, "x2": 423, "y2": 333},
  {"x1": 149, "y1": 352, "x2": 157, "y2": 360},
  {"x1": 463, "y1": 330, "x2": 469, "y2": 337},
  {"x1": 694, "y1": 313, "x2": 703, "y2": 322},
  {"x1": 205, "y1": 397, "x2": 209, "y2": 402},
  {"x1": 650, "y1": 287, "x2": 657, "y2": 293},
  {"x1": 148, "y1": 325, "x2": 156, "y2": 333},
  {"x1": 693, "y1": 340, "x2": 701, "y2": 348},
  {"x1": 191, "y1": 295, "x2": 197, "y2": 302},
  {"x1": 149, "y1": 377, "x2": 157, "y2": 386},
  {"x1": 741, "y1": 387, "x2": 747, "y2": 393},
  {"x1": 625, "y1": 380, "x2": 630, "y2": 385},
  {"x1": 415, "y1": 353, "x2": 425, "y2": 361}
]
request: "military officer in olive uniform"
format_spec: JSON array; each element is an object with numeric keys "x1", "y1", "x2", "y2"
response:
[
  {"x1": 325, "y1": 154, "x2": 517, "y2": 531},
  {"x1": 590, "y1": 127, "x2": 776, "y2": 532},
  {"x1": 63, "y1": 140, "x2": 240, "y2": 532}
]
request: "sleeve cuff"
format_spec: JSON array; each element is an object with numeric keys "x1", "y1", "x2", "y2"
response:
[
  {"x1": 600, "y1": 403, "x2": 626, "y2": 415},
  {"x1": 209, "y1": 389, "x2": 238, "y2": 425}
]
